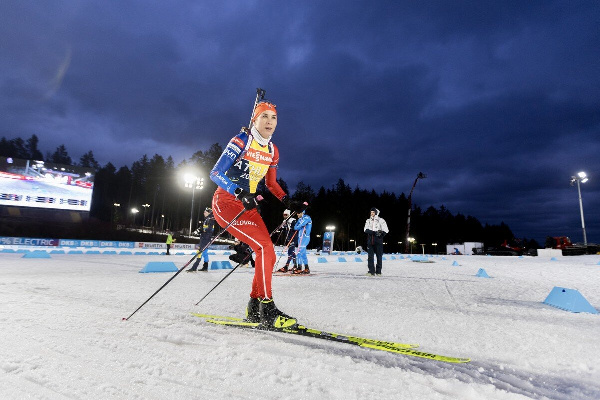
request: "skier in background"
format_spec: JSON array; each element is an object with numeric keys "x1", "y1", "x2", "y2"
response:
[
  {"x1": 209, "y1": 99, "x2": 303, "y2": 329},
  {"x1": 187, "y1": 207, "x2": 215, "y2": 272},
  {"x1": 276, "y1": 209, "x2": 298, "y2": 273},
  {"x1": 364, "y1": 207, "x2": 389, "y2": 276},
  {"x1": 229, "y1": 238, "x2": 255, "y2": 268},
  {"x1": 293, "y1": 208, "x2": 312, "y2": 274}
]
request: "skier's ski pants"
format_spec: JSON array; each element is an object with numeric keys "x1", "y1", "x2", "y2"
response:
[
  {"x1": 212, "y1": 188, "x2": 275, "y2": 299},
  {"x1": 296, "y1": 245, "x2": 308, "y2": 265},
  {"x1": 286, "y1": 245, "x2": 297, "y2": 266}
]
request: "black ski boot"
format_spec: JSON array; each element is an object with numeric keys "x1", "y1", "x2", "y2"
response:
[
  {"x1": 246, "y1": 297, "x2": 260, "y2": 323},
  {"x1": 200, "y1": 261, "x2": 209, "y2": 272},
  {"x1": 259, "y1": 299, "x2": 297, "y2": 329},
  {"x1": 186, "y1": 260, "x2": 200, "y2": 272},
  {"x1": 302, "y1": 265, "x2": 310, "y2": 274}
]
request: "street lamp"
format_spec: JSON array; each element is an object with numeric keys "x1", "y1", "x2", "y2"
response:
[
  {"x1": 420, "y1": 243, "x2": 425, "y2": 255},
  {"x1": 405, "y1": 172, "x2": 426, "y2": 253},
  {"x1": 570, "y1": 171, "x2": 589, "y2": 245},
  {"x1": 142, "y1": 204, "x2": 150, "y2": 228},
  {"x1": 112, "y1": 203, "x2": 121, "y2": 225},
  {"x1": 184, "y1": 174, "x2": 204, "y2": 235},
  {"x1": 408, "y1": 237, "x2": 415, "y2": 254},
  {"x1": 160, "y1": 214, "x2": 165, "y2": 232},
  {"x1": 131, "y1": 208, "x2": 139, "y2": 226},
  {"x1": 432, "y1": 243, "x2": 438, "y2": 254}
]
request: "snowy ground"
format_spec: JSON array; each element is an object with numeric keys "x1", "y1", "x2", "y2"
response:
[{"x1": 1, "y1": 251, "x2": 599, "y2": 400}]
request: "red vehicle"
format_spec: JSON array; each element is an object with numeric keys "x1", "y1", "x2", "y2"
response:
[{"x1": 544, "y1": 236, "x2": 588, "y2": 256}]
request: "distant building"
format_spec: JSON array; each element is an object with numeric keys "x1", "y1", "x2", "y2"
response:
[{"x1": 446, "y1": 242, "x2": 483, "y2": 255}]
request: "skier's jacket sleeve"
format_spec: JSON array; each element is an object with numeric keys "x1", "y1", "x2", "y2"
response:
[
  {"x1": 209, "y1": 130, "x2": 286, "y2": 199},
  {"x1": 294, "y1": 215, "x2": 312, "y2": 236}
]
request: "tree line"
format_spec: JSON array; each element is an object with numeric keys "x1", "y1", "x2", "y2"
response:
[{"x1": 1, "y1": 134, "x2": 538, "y2": 252}]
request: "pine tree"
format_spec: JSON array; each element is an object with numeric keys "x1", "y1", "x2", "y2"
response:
[
  {"x1": 79, "y1": 150, "x2": 100, "y2": 170},
  {"x1": 50, "y1": 144, "x2": 72, "y2": 165}
]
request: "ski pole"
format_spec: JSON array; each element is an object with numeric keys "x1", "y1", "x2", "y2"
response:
[
  {"x1": 195, "y1": 202, "x2": 308, "y2": 305},
  {"x1": 123, "y1": 208, "x2": 246, "y2": 321},
  {"x1": 244, "y1": 88, "x2": 266, "y2": 132}
]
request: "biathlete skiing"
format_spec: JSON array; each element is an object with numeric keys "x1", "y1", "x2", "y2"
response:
[{"x1": 209, "y1": 98, "x2": 303, "y2": 329}]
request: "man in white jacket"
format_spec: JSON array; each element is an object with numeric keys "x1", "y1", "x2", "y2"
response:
[{"x1": 364, "y1": 207, "x2": 389, "y2": 276}]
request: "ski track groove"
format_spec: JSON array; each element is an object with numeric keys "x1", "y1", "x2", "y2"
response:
[{"x1": 203, "y1": 318, "x2": 599, "y2": 400}]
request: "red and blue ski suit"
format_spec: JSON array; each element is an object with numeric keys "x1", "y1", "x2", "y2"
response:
[{"x1": 210, "y1": 130, "x2": 286, "y2": 300}]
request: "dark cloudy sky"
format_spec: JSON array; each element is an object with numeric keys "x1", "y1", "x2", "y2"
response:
[{"x1": 1, "y1": 1, "x2": 599, "y2": 244}]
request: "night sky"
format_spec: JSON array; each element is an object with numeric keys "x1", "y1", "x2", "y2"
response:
[{"x1": 1, "y1": 1, "x2": 598, "y2": 244}]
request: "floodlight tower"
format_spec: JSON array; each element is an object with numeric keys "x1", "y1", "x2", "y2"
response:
[
  {"x1": 184, "y1": 174, "x2": 204, "y2": 236},
  {"x1": 405, "y1": 172, "x2": 426, "y2": 253},
  {"x1": 570, "y1": 171, "x2": 589, "y2": 245}
]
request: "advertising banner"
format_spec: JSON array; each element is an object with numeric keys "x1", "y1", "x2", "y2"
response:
[
  {"x1": 0, "y1": 156, "x2": 94, "y2": 212},
  {"x1": 58, "y1": 239, "x2": 135, "y2": 248},
  {"x1": 135, "y1": 242, "x2": 196, "y2": 250},
  {"x1": 322, "y1": 231, "x2": 335, "y2": 254},
  {"x1": 0, "y1": 237, "x2": 59, "y2": 246}
]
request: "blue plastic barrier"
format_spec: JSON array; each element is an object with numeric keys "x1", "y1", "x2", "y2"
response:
[
  {"x1": 139, "y1": 262, "x2": 178, "y2": 273},
  {"x1": 543, "y1": 287, "x2": 598, "y2": 314},
  {"x1": 22, "y1": 251, "x2": 51, "y2": 258},
  {"x1": 210, "y1": 261, "x2": 233, "y2": 270},
  {"x1": 475, "y1": 268, "x2": 490, "y2": 278}
]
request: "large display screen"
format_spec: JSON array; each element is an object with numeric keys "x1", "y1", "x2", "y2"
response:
[{"x1": 0, "y1": 156, "x2": 95, "y2": 211}]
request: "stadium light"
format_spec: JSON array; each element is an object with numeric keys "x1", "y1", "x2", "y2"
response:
[
  {"x1": 112, "y1": 203, "x2": 121, "y2": 225},
  {"x1": 432, "y1": 242, "x2": 438, "y2": 254},
  {"x1": 131, "y1": 208, "x2": 139, "y2": 226},
  {"x1": 570, "y1": 171, "x2": 589, "y2": 245},
  {"x1": 142, "y1": 204, "x2": 150, "y2": 227},
  {"x1": 184, "y1": 173, "x2": 204, "y2": 235},
  {"x1": 326, "y1": 225, "x2": 335, "y2": 231},
  {"x1": 408, "y1": 237, "x2": 416, "y2": 254}
]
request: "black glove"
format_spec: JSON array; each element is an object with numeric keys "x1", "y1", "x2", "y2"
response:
[
  {"x1": 235, "y1": 188, "x2": 258, "y2": 210},
  {"x1": 376, "y1": 230, "x2": 383, "y2": 237},
  {"x1": 282, "y1": 196, "x2": 304, "y2": 213}
]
